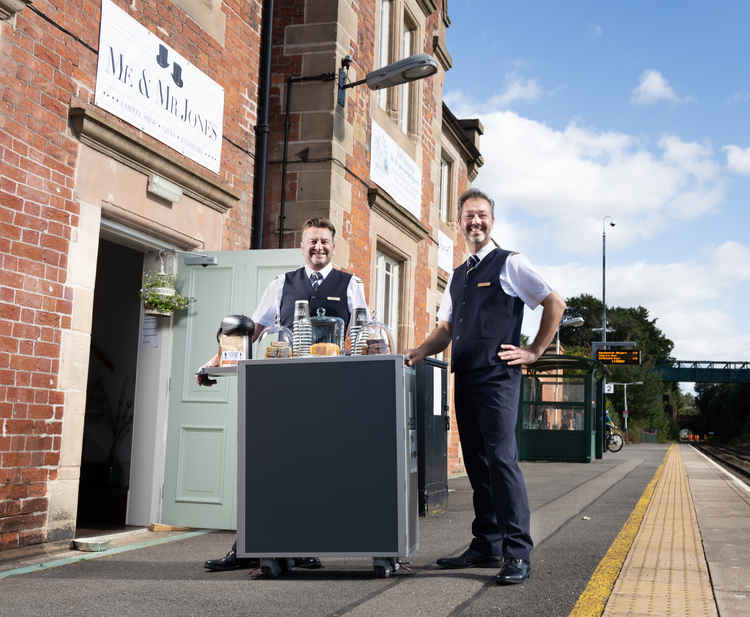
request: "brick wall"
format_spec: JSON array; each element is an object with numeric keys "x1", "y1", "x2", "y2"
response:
[{"x1": 0, "y1": 0, "x2": 261, "y2": 549}]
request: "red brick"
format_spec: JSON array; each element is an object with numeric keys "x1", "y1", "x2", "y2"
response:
[
  {"x1": 5, "y1": 418, "x2": 33, "y2": 433},
  {"x1": 0, "y1": 302, "x2": 20, "y2": 320},
  {"x1": 0, "y1": 336, "x2": 18, "y2": 353},
  {"x1": 0, "y1": 531, "x2": 20, "y2": 549},
  {"x1": 15, "y1": 290, "x2": 43, "y2": 309},
  {"x1": 28, "y1": 405, "x2": 52, "y2": 419},
  {"x1": 2, "y1": 451, "x2": 32, "y2": 467},
  {"x1": 0, "y1": 270, "x2": 24, "y2": 288}
]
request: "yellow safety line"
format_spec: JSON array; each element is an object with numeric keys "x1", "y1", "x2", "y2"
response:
[{"x1": 568, "y1": 444, "x2": 674, "y2": 617}]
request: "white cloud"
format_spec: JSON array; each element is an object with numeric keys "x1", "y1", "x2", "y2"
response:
[
  {"x1": 631, "y1": 69, "x2": 683, "y2": 104},
  {"x1": 459, "y1": 109, "x2": 723, "y2": 254},
  {"x1": 444, "y1": 73, "x2": 542, "y2": 115},
  {"x1": 592, "y1": 24, "x2": 603, "y2": 38},
  {"x1": 728, "y1": 91, "x2": 750, "y2": 104},
  {"x1": 523, "y1": 242, "x2": 750, "y2": 361},
  {"x1": 724, "y1": 145, "x2": 750, "y2": 174}
]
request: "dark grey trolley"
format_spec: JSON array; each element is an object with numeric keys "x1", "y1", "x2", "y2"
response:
[{"x1": 209, "y1": 355, "x2": 419, "y2": 578}]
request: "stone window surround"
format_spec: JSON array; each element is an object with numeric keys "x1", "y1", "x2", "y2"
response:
[
  {"x1": 69, "y1": 103, "x2": 240, "y2": 214},
  {"x1": 0, "y1": 0, "x2": 30, "y2": 20},
  {"x1": 438, "y1": 148, "x2": 455, "y2": 224},
  {"x1": 375, "y1": 0, "x2": 426, "y2": 148},
  {"x1": 367, "y1": 187, "x2": 430, "y2": 351}
]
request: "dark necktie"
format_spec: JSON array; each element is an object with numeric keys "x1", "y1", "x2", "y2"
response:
[
  {"x1": 310, "y1": 272, "x2": 323, "y2": 290},
  {"x1": 466, "y1": 255, "x2": 479, "y2": 276}
]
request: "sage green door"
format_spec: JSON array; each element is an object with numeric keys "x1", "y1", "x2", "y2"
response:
[{"x1": 162, "y1": 249, "x2": 301, "y2": 529}]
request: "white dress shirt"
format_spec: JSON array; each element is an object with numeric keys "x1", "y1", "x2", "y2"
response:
[
  {"x1": 252, "y1": 263, "x2": 369, "y2": 327},
  {"x1": 437, "y1": 244, "x2": 552, "y2": 324}
]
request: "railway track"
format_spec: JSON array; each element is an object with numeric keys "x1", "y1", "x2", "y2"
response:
[{"x1": 694, "y1": 443, "x2": 750, "y2": 482}]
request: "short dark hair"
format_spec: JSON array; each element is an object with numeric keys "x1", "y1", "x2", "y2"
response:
[
  {"x1": 303, "y1": 217, "x2": 336, "y2": 240},
  {"x1": 457, "y1": 188, "x2": 495, "y2": 218}
]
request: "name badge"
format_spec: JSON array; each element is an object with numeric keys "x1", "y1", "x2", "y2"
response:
[
  {"x1": 327, "y1": 296, "x2": 341, "y2": 301},
  {"x1": 477, "y1": 282, "x2": 492, "y2": 288}
]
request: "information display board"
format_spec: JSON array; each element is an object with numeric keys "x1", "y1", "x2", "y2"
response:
[{"x1": 596, "y1": 349, "x2": 641, "y2": 365}]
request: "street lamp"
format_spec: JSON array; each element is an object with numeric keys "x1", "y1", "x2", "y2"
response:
[
  {"x1": 609, "y1": 381, "x2": 643, "y2": 434},
  {"x1": 277, "y1": 54, "x2": 439, "y2": 247},
  {"x1": 555, "y1": 316, "x2": 584, "y2": 355},
  {"x1": 601, "y1": 216, "x2": 616, "y2": 348},
  {"x1": 337, "y1": 54, "x2": 439, "y2": 107}
]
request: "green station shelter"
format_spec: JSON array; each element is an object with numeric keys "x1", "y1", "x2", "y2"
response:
[{"x1": 517, "y1": 355, "x2": 603, "y2": 463}]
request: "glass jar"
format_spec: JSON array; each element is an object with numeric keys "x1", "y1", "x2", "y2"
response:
[
  {"x1": 353, "y1": 315, "x2": 394, "y2": 356},
  {"x1": 257, "y1": 318, "x2": 293, "y2": 359},
  {"x1": 308, "y1": 307, "x2": 345, "y2": 356}
]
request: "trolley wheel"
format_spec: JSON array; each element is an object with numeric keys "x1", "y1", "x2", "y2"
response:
[
  {"x1": 607, "y1": 432, "x2": 624, "y2": 452},
  {"x1": 374, "y1": 565, "x2": 391, "y2": 578},
  {"x1": 259, "y1": 558, "x2": 288, "y2": 578}
]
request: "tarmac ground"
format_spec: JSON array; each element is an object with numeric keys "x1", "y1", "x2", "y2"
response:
[{"x1": 2, "y1": 443, "x2": 744, "y2": 617}]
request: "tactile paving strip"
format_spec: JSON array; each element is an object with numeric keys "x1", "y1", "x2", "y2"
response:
[{"x1": 602, "y1": 447, "x2": 718, "y2": 617}]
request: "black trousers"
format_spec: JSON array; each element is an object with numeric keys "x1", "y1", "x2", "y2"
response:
[{"x1": 454, "y1": 366, "x2": 532, "y2": 561}]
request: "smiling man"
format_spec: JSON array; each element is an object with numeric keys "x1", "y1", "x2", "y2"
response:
[
  {"x1": 198, "y1": 216, "x2": 368, "y2": 572},
  {"x1": 405, "y1": 188, "x2": 565, "y2": 585}
]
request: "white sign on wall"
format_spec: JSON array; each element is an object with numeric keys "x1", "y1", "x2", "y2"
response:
[
  {"x1": 437, "y1": 229, "x2": 454, "y2": 272},
  {"x1": 370, "y1": 120, "x2": 422, "y2": 219},
  {"x1": 95, "y1": 0, "x2": 224, "y2": 173}
]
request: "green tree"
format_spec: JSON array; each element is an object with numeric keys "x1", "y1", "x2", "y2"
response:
[{"x1": 560, "y1": 294, "x2": 677, "y2": 439}]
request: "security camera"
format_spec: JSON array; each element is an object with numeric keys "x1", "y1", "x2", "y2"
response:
[{"x1": 609, "y1": 220, "x2": 616, "y2": 227}]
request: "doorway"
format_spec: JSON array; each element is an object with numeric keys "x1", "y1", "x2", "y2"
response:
[{"x1": 76, "y1": 239, "x2": 143, "y2": 533}]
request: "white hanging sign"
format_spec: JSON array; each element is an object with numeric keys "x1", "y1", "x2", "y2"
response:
[
  {"x1": 370, "y1": 120, "x2": 422, "y2": 219},
  {"x1": 437, "y1": 230, "x2": 454, "y2": 272},
  {"x1": 95, "y1": 0, "x2": 224, "y2": 173}
]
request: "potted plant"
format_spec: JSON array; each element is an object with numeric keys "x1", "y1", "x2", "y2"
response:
[{"x1": 140, "y1": 271, "x2": 194, "y2": 317}]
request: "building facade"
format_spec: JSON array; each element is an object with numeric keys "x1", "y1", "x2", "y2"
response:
[{"x1": 0, "y1": 0, "x2": 481, "y2": 549}]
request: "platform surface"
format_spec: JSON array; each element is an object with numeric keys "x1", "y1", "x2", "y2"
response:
[{"x1": 1, "y1": 443, "x2": 748, "y2": 617}]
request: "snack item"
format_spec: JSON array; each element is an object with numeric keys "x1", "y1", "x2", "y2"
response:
[
  {"x1": 309, "y1": 342, "x2": 340, "y2": 356},
  {"x1": 360, "y1": 338, "x2": 388, "y2": 355},
  {"x1": 265, "y1": 341, "x2": 292, "y2": 358}
]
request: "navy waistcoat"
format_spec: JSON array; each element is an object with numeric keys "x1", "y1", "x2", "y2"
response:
[
  {"x1": 278, "y1": 267, "x2": 352, "y2": 329},
  {"x1": 449, "y1": 248, "x2": 524, "y2": 374}
]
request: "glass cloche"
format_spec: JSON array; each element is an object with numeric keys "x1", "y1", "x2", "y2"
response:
[
  {"x1": 257, "y1": 317, "x2": 293, "y2": 359},
  {"x1": 308, "y1": 307, "x2": 345, "y2": 356},
  {"x1": 352, "y1": 311, "x2": 394, "y2": 356}
]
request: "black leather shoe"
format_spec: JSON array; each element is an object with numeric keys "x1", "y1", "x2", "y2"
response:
[
  {"x1": 204, "y1": 543, "x2": 259, "y2": 571},
  {"x1": 495, "y1": 558, "x2": 531, "y2": 584},
  {"x1": 436, "y1": 548, "x2": 503, "y2": 569},
  {"x1": 293, "y1": 557, "x2": 322, "y2": 569}
]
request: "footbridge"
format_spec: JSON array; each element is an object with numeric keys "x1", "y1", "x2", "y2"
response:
[{"x1": 655, "y1": 361, "x2": 750, "y2": 383}]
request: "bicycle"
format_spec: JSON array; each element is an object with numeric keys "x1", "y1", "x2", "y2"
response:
[{"x1": 605, "y1": 416, "x2": 624, "y2": 452}]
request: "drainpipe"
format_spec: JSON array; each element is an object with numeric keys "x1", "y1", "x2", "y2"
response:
[{"x1": 251, "y1": 0, "x2": 273, "y2": 249}]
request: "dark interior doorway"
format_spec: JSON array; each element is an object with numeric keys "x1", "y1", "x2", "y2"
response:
[{"x1": 76, "y1": 239, "x2": 143, "y2": 531}]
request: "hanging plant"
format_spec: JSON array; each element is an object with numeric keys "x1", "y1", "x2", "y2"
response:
[{"x1": 140, "y1": 271, "x2": 194, "y2": 317}]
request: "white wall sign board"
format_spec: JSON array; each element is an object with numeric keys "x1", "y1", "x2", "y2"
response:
[
  {"x1": 437, "y1": 230, "x2": 454, "y2": 273},
  {"x1": 432, "y1": 366, "x2": 442, "y2": 416},
  {"x1": 95, "y1": 0, "x2": 224, "y2": 173},
  {"x1": 370, "y1": 120, "x2": 421, "y2": 219}
]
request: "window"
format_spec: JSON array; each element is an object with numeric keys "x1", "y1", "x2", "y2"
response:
[
  {"x1": 439, "y1": 153, "x2": 452, "y2": 222},
  {"x1": 377, "y1": 0, "x2": 392, "y2": 109},
  {"x1": 375, "y1": 251, "x2": 401, "y2": 351},
  {"x1": 399, "y1": 19, "x2": 416, "y2": 133}
]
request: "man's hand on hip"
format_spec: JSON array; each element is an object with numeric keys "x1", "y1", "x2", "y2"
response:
[{"x1": 498, "y1": 344, "x2": 540, "y2": 366}]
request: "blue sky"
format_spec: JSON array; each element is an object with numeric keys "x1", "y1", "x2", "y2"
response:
[{"x1": 444, "y1": 1, "x2": 750, "y2": 372}]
